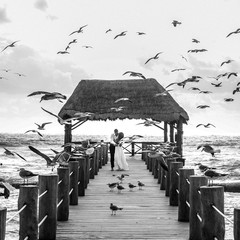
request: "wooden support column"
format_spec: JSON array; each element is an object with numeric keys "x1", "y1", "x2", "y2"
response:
[
  {"x1": 64, "y1": 123, "x2": 72, "y2": 153},
  {"x1": 169, "y1": 122, "x2": 174, "y2": 143},
  {"x1": 164, "y1": 122, "x2": 168, "y2": 142},
  {"x1": 176, "y1": 118, "x2": 183, "y2": 156}
]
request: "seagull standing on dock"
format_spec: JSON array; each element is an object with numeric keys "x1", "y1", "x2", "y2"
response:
[{"x1": 110, "y1": 203, "x2": 123, "y2": 215}]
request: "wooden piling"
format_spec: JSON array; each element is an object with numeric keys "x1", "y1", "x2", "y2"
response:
[
  {"x1": 69, "y1": 161, "x2": 79, "y2": 205},
  {"x1": 78, "y1": 157, "x2": 86, "y2": 196},
  {"x1": 39, "y1": 174, "x2": 58, "y2": 240},
  {"x1": 142, "y1": 143, "x2": 148, "y2": 161},
  {"x1": 169, "y1": 162, "x2": 183, "y2": 206},
  {"x1": 57, "y1": 167, "x2": 69, "y2": 221},
  {"x1": 160, "y1": 167, "x2": 166, "y2": 190},
  {"x1": 234, "y1": 208, "x2": 240, "y2": 240},
  {"x1": 178, "y1": 168, "x2": 194, "y2": 222},
  {"x1": 157, "y1": 157, "x2": 162, "y2": 184},
  {"x1": 0, "y1": 207, "x2": 7, "y2": 240},
  {"x1": 99, "y1": 145, "x2": 103, "y2": 169},
  {"x1": 189, "y1": 175, "x2": 208, "y2": 240},
  {"x1": 85, "y1": 155, "x2": 90, "y2": 187},
  {"x1": 200, "y1": 186, "x2": 225, "y2": 240},
  {"x1": 164, "y1": 122, "x2": 168, "y2": 142},
  {"x1": 153, "y1": 157, "x2": 159, "y2": 179},
  {"x1": 18, "y1": 185, "x2": 38, "y2": 240},
  {"x1": 169, "y1": 122, "x2": 174, "y2": 143},
  {"x1": 165, "y1": 157, "x2": 176, "y2": 196},
  {"x1": 103, "y1": 144, "x2": 108, "y2": 164},
  {"x1": 90, "y1": 151, "x2": 96, "y2": 179},
  {"x1": 94, "y1": 147, "x2": 100, "y2": 175}
]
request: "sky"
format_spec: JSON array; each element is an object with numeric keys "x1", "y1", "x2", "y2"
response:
[{"x1": 0, "y1": 0, "x2": 240, "y2": 137}]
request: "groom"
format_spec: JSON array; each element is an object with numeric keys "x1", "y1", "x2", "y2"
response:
[{"x1": 109, "y1": 129, "x2": 118, "y2": 171}]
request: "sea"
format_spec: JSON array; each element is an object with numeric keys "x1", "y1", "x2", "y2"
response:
[{"x1": 0, "y1": 133, "x2": 239, "y2": 240}]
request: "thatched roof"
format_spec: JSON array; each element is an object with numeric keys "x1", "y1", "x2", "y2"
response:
[{"x1": 58, "y1": 78, "x2": 189, "y2": 123}]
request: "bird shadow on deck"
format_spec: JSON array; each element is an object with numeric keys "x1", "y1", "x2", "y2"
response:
[{"x1": 56, "y1": 155, "x2": 189, "y2": 240}]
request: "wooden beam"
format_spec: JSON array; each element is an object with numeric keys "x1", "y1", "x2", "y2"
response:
[
  {"x1": 176, "y1": 118, "x2": 183, "y2": 156},
  {"x1": 64, "y1": 123, "x2": 72, "y2": 152},
  {"x1": 169, "y1": 122, "x2": 174, "y2": 143},
  {"x1": 164, "y1": 122, "x2": 168, "y2": 142}
]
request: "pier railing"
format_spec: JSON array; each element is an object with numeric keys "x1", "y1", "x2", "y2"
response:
[
  {"x1": 0, "y1": 143, "x2": 108, "y2": 240},
  {"x1": 145, "y1": 149, "x2": 240, "y2": 240}
]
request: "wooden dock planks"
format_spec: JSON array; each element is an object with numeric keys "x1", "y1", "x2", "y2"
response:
[{"x1": 56, "y1": 155, "x2": 189, "y2": 239}]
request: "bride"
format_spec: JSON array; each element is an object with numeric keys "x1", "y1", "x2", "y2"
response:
[{"x1": 114, "y1": 132, "x2": 129, "y2": 171}]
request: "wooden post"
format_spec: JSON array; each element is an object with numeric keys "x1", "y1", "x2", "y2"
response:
[
  {"x1": 131, "y1": 142, "x2": 135, "y2": 156},
  {"x1": 94, "y1": 147, "x2": 100, "y2": 175},
  {"x1": 142, "y1": 143, "x2": 148, "y2": 162},
  {"x1": 39, "y1": 174, "x2": 58, "y2": 240},
  {"x1": 78, "y1": 157, "x2": 86, "y2": 196},
  {"x1": 170, "y1": 122, "x2": 174, "y2": 143},
  {"x1": 234, "y1": 208, "x2": 240, "y2": 240},
  {"x1": 165, "y1": 157, "x2": 176, "y2": 197},
  {"x1": 99, "y1": 145, "x2": 103, "y2": 169},
  {"x1": 189, "y1": 175, "x2": 208, "y2": 240},
  {"x1": 85, "y1": 155, "x2": 90, "y2": 187},
  {"x1": 178, "y1": 168, "x2": 194, "y2": 222},
  {"x1": 69, "y1": 161, "x2": 79, "y2": 205},
  {"x1": 18, "y1": 185, "x2": 38, "y2": 240},
  {"x1": 0, "y1": 207, "x2": 7, "y2": 240},
  {"x1": 164, "y1": 122, "x2": 168, "y2": 142},
  {"x1": 103, "y1": 144, "x2": 108, "y2": 164},
  {"x1": 153, "y1": 157, "x2": 159, "y2": 179},
  {"x1": 160, "y1": 167, "x2": 166, "y2": 190},
  {"x1": 57, "y1": 167, "x2": 69, "y2": 221},
  {"x1": 157, "y1": 157, "x2": 162, "y2": 184},
  {"x1": 200, "y1": 186, "x2": 225, "y2": 240},
  {"x1": 169, "y1": 162, "x2": 183, "y2": 206},
  {"x1": 64, "y1": 124, "x2": 72, "y2": 153},
  {"x1": 90, "y1": 152, "x2": 95, "y2": 179},
  {"x1": 176, "y1": 118, "x2": 183, "y2": 156}
]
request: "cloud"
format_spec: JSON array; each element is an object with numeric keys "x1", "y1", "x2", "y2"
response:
[
  {"x1": 34, "y1": 0, "x2": 48, "y2": 12},
  {"x1": 0, "y1": 7, "x2": 10, "y2": 23}
]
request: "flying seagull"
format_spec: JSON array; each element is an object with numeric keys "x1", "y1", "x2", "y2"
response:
[
  {"x1": 1, "y1": 41, "x2": 20, "y2": 52},
  {"x1": 227, "y1": 72, "x2": 238, "y2": 79},
  {"x1": 136, "y1": 32, "x2": 146, "y2": 35},
  {"x1": 224, "y1": 98, "x2": 234, "y2": 102},
  {"x1": 123, "y1": 71, "x2": 146, "y2": 79},
  {"x1": 196, "y1": 105, "x2": 210, "y2": 109},
  {"x1": 199, "y1": 90, "x2": 212, "y2": 94},
  {"x1": 197, "y1": 144, "x2": 221, "y2": 157},
  {"x1": 220, "y1": 59, "x2": 233, "y2": 67},
  {"x1": 196, "y1": 123, "x2": 216, "y2": 128},
  {"x1": 154, "y1": 89, "x2": 173, "y2": 97},
  {"x1": 145, "y1": 52, "x2": 163, "y2": 64},
  {"x1": 171, "y1": 68, "x2": 186, "y2": 72},
  {"x1": 114, "y1": 31, "x2": 127, "y2": 39},
  {"x1": 69, "y1": 24, "x2": 88, "y2": 36},
  {"x1": 57, "y1": 51, "x2": 70, "y2": 54},
  {"x1": 172, "y1": 20, "x2": 181, "y2": 27},
  {"x1": 192, "y1": 38, "x2": 200, "y2": 43},
  {"x1": 233, "y1": 87, "x2": 240, "y2": 95},
  {"x1": 35, "y1": 122, "x2": 52, "y2": 130},
  {"x1": 188, "y1": 49, "x2": 208, "y2": 53},
  {"x1": 226, "y1": 28, "x2": 240, "y2": 38},
  {"x1": 211, "y1": 82, "x2": 222, "y2": 87},
  {"x1": 27, "y1": 91, "x2": 67, "y2": 102},
  {"x1": 114, "y1": 97, "x2": 132, "y2": 103},
  {"x1": 105, "y1": 29, "x2": 112, "y2": 33},
  {"x1": 25, "y1": 130, "x2": 43, "y2": 137}
]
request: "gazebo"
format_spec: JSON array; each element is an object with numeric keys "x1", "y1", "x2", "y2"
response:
[{"x1": 58, "y1": 78, "x2": 189, "y2": 155}]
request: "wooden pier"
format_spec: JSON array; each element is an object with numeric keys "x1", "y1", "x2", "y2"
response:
[{"x1": 56, "y1": 155, "x2": 189, "y2": 240}]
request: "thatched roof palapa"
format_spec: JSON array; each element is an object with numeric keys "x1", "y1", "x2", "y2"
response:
[{"x1": 58, "y1": 78, "x2": 189, "y2": 123}]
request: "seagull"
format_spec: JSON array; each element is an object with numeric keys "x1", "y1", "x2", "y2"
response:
[
  {"x1": 154, "y1": 89, "x2": 173, "y2": 97},
  {"x1": 196, "y1": 123, "x2": 216, "y2": 128},
  {"x1": 27, "y1": 91, "x2": 67, "y2": 102},
  {"x1": 227, "y1": 72, "x2": 238, "y2": 78},
  {"x1": 1, "y1": 41, "x2": 20, "y2": 52},
  {"x1": 68, "y1": 39, "x2": 77, "y2": 45},
  {"x1": 171, "y1": 68, "x2": 186, "y2": 72},
  {"x1": 196, "y1": 105, "x2": 210, "y2": 109},
  {"x1": 19, "y1": 168, "x2": 38, "y2": 184},
  {"x1": 14, "y1": 72, "x2": 26, "y2": 77},
  {"x1": 107, "y1": 182, "x2": 118, "y2": 191},
  {"x1": 2, "y1": 69, "x2": 11, "y2": 72},
  {"x1": 110, "y1": 106, "x2": 126, "y2": 112},
  {"x1": 224, "y1": 98, "x2": 234, "y2": 102},
  {"x1": 197, "y1": 144, "x2": 221, "y2": 157},
  {"x1": 110, "y1": 203, "x2": 123, "y2": 215},
  {"x1": 226, "y1": 28, "x2": 240, "y2": 38},
  {"x1": 220, "y1": 59, "x2": 234, "y2": 67},
  {"x1": 137, "y1": 32, "x2": 146, "y2": 35},
  {"x1": 123, "y1": 71, "x2": 146, "y2": 79},
  {"x1": 211, "y1": 82, "x2": 222, "y2": 87},
  {"x1": 57, "y1": 51, "x2": 70, "y2": 54},
  {"x1": 35, "y1": 122, "x2": 52, "y2": 130},
  {"x1": 41, "y1": 107, "x2": 81, "y2": 125},
  {"x1": 137, "y1": 119, "x2": 161, "y2": 127},
  {"x1": 114, "y1": 31, "x2": 127, "y2": 39},
  {"x1": 181, "y1": 55, "x2": 188, "y2": 62},
  {"x1": 195, "y1": 163, "x2": 216, "y2": 172},
  {"x1": 145, "y1": 52, "x2": 163, "y2": 64},
  {"x1": 199, "y1": 90, "x2": 212, "y2": 94},
  {"x1": 137, "y1": 181, "x2": 145, "y2": 190},
  {"x1": 188, "y1": 87, "x2": 201, "y2": 91},
  {"x1": 105, "y1": 29, "x2": 112, "y2": 33},
  {"x1": 165, "y1": 81, "x2": 186, "y2": 89},
  {"x1": 3, "y1": 148, "x2": 14, "y2": 156},
  {"x1": 192, "y1": 38, "x2": 200, "y2": 43},
  {"x1": 172, "y1": 20, "x2": 181, "y2": 27},
  {"x1": 233, "y1": 87, "x2": 240, "y2": 95},
  {"x1": 25, "y1": 130, "x2": 43, "y2": 137},
  {"x1": 82, "y1": 45, "x2": 93, "y2": 48},
  {"x1": 29, "y1": 146, "x2": 71, "y2": 168},
  {"x1": 69, "y1": 24, "x2": 88, "y2": 36},
  {"x1": 188, "y1": 49, "x2": 207, "y2": 53},
  {"x1": 114, "y1": 97, "x2": 132, "y2": 103},
  {"x1": 117, "y1": 184, "x2": 125, "y2": 193},
  {"x1": 204, "y1": 169, "x2": 228, "y2": 186},
  {"x1": 128, "y1": 183, "x2": 137, "y2": 191}
]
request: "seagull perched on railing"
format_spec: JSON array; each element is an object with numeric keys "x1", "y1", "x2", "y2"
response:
[
  {"x1": 19, "y1": 168, "x2": 38, "y2": 184},
  {"x1": 204, "y1": 169, "x2": 228, "y2": 186}
]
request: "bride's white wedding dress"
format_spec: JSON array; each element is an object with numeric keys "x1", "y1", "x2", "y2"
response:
[{"x1": 114, "y1": 145, "x2": 129, "y2": 171}]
